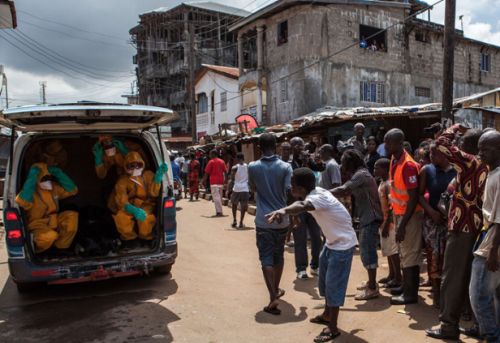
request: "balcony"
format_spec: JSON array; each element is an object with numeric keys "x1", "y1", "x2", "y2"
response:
[{"x1": 169, "y1": 90, "x2": 186, "y2": 105}]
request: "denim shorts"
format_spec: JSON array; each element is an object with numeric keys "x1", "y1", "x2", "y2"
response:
[
  {"x1": 319, "y1": 246, "x2": 354, "y2": 307},
  {"x1": 256, "y1": 227, "x2": 288, "y2": 267},
  {"x1": 359, "y1": 221, "x2": 380, "y2": 269}
]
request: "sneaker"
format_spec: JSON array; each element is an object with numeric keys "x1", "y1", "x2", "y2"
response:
[
  {"x1": 310, "y1": 267, "x2": 319, "y2": 276},
  {"x1": 356, "y1": 281, "x2": 368, "y2": 290},
  {"x1": 297, "y1": 271, "x2": 309, "y2": 279},
  {"x1": 238, "y1": 222, "x2": 244, "y2": 229},
  {"x1": 355, "y1": 285, "x2": 380, "y2": 301},
  {"x1": 286, "y1": 240, "x2": 295, "y2": 248},
  {"x1": 231, "y1": 221, "x2": 237, "y2": 228}
]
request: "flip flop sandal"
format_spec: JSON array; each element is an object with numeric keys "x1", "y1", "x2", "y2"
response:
[
  {"x1": 314, "y1": 329, "x2": 341, "y2": 342},
  {"x1": 263, "y1": 306, "x2": 281, "y2": 316},
  {"x1": 310, "y1": 315, "x2": 329, "y2": 325},
  {"x1": 276, "y1": 288, "x2": 286, "y2": 299}
]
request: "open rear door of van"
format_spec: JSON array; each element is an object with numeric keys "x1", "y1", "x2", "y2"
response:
[{"x1": 0, "y1": 102, "x2": 178, "y2": 132}]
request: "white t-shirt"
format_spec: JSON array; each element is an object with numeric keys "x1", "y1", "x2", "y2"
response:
[
  {"x1": 181, "y1": 159, "x2": 190, "y2": 173},
  {"x1": 233, "y1": 163, "x2": 249, "y2": 192},
  {"x1": 474, "y1": 166, "x2": 500, "y2": 262},
  {"x1": 175, "y1": 156, "x2": 185, "y2": 168},
  {"x1": 305, "y1": 187, "x2": 358, "y2": 250}
]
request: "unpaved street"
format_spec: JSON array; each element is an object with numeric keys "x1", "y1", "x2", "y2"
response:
[{"x1": 0, "y1": 199, "x2": 476, "y2": 343}]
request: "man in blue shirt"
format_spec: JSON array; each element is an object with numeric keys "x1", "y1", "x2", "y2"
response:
[{"x1": 248, "y1": 133, "x2": 293, "y2": 315}]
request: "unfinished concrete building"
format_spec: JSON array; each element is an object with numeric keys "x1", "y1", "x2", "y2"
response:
[
  {"x1": 130, "y1": 2, "x2": 250, "y2": 135},
  {"x1": 230, "y1": 0, "x2": 500, "y2": 125}
]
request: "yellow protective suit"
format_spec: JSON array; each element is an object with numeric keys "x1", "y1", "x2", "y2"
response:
[
  {"x1": 109, "y1": 152, "x2": 161, "y2": 241},
  {"x1": 95, "y1": 135, "x2": 126, "y2": 179},
  {"x1": 15, "y1": 163, "x2": 79, "y2": 253}
]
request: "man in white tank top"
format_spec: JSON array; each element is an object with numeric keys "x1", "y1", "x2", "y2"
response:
[{"x1": 229, "y1": 153, "x2": 250, "y2": 228}]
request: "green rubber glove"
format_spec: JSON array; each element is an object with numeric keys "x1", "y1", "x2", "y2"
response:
[
  {"x1": 48, "y1": 166, "x2": 77, "y2": 192},
  {"x1": 92, "y1": 142, "x2": 104, "y2": 166},
  {"x1": 125, "y1": 203, "x2": 147, "y2": 222},
  {"x1": 154, "y1": 162, "x2": 169, "y2": 184},
  {"x1": 19, "y1": 166, "x2": 41, "y2": 202},
  {"x1": 112, "y1": 139, "x2": 129, "y2": 155}
]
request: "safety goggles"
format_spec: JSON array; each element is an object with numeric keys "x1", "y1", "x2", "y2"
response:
[
  {"x1": 126, "y1": 162, "x2": 144, "y2": 170},
  {"x1": 102, "y1": 140, "x2": 114, "y2": 149},
  {"x1": 40, "y1": 175, "x2": 56, "y2": 182}
]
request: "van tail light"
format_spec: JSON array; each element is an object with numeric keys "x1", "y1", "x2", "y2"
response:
[
  {"x1": 162, "y1": 198, "x2": 176, "y2": 242},
  {"x1": 164, "y1": 199, "x2": 175, "y2": 209},
  {"x1": 4, "y1": 209, "x2": 24, "y2": 246},
  {"x1": 6, "y1": 211, "x2": 18, "y2": 221}
]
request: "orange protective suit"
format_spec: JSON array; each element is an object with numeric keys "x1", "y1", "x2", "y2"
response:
[
  {"x1": 94, "y1": 135, "x2": 127, "y2": 179},
  {"x1": 108, "y1": 152, "x2": 161, "y2": 241},
  {"x1": 16, "y1": 163, "x2": 78, "y2": 252}
]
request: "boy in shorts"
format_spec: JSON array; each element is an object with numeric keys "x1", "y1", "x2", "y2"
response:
[
  {"x1": 267, "y1": 167, "x2": 357, "y2": 342},
  {"x1": 374, "y1": 158, "x2": 402, "y2": 288}
]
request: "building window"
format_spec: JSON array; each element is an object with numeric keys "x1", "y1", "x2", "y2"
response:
[
  {"x1": 415, "y1": 86, "x2": 431, "y2": 98},
  {"x1": 280, "y1": 79, "x2": 288, "y2": 103},
  {"x1": 415, "y1": 31, "x2": 430, "y2": 43},
  {"x1": 359, "y1": 25, "x2": 387, "y2": 52},
  {"x1": 360, "y1": 81, "x2": 385, "y2": 103},
  {"x1": 480, "y1": 53, "x2": 491, "y2": 72},
  {"x1": 197, "y1": 93, "x2": 208, "y2": 114},
  {"x1": 277, "y1": 21, "x2": 288, "y2": 46},
  {"x1": 220, "y1": 92, "x2": 227, "y2": 112}
]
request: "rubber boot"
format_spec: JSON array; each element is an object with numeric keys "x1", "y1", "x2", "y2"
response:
[
  {"x1": 431, "y1": 278, "x2": 440, "y2": 309},
  {"x1": 390, "y1": 284, "x2": 404, "y2": 296},
  {"x1": 390, "y1": 266, "x2": 419, "y2": 305}
]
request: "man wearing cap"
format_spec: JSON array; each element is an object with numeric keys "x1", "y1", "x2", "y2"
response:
[{"x1": 347, "y1": 123, "x2": 367, "y2": 155}]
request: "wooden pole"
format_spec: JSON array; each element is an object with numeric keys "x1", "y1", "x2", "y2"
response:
[
  {"x1": 188, "y1": 22, "x2": 197, "y2": 143},
  {"x1": 441, "y1": 0, "x2": 456, "y2": 123}
]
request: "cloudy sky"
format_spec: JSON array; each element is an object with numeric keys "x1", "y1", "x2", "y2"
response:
[{"x1": 0, "y1": 0, "x2": 499, "y2": 108}]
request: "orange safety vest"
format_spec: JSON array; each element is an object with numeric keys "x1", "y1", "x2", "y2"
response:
[{"x1": 389, "y1": 151, "x2": 422, "y2": 215}]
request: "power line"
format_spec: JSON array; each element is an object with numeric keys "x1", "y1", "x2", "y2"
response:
[
  {"x1": 0, "y1": 29, "x2": 132, "y2": 84},
  {"x1": 0, "y1": 25, "x2": 134, "y2": 81},
  {"x1": 18, "y1": 9, "x2": 126, "y2": 41},
  {"x1": 0, "y1": 32, "x2": 132, "y2": 89},
  {"x1": 19, "y1": 20, "x2": 132, "y2": 50}
]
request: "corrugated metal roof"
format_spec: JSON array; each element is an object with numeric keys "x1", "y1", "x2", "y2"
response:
[{"x1": 143, "y1": 1, "x2": 251, "y2": 17}]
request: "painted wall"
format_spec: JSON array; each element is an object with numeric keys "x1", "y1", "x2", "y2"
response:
[
  {"x1": 195, "y1": 71, "x2": 241, "y2": 136},
  {"x1": 239, "y1": 4, "x2": 500, "y2": 124}
]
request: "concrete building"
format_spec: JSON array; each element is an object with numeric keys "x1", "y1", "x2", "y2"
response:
[
  {"x1": 130, "y1": 2, "x2": 250, "y2": 135},
  {"x1": 194, "y1": 64, "x2": 241, "y2": 138},
  {"x1": 230, "y1": 0, "x2": 500, "y2": 125}
]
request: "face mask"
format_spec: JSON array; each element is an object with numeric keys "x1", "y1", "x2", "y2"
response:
[
  {"x1": 105, "y1": 147, "x2": 116, "y2": 157},
  {"x1": 128, "y1": 168, "x2": 143, "y2": 177},
  {"x1": 39, "y1": 181, "x2": 53, "y2": 191}
]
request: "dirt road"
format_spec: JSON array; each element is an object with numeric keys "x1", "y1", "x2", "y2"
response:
[{"x1": 0, "y1": 199, "x2": 476, "y2": 342}]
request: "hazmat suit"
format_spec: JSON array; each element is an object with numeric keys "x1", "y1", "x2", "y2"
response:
[
  {"x1": 43, "y1": 140, "x2": 68, "y2": 168},
  {"x1": 108, "y1": 152, "x2": 168, "y2": 241},
  {"x1": 92, "y1": 135, "x2": 129, "y2": 179},
  {"x1": 16, "y1": 163, "x2": 79, "y2": 253}
]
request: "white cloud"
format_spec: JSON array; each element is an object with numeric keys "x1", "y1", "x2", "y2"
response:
[
  {"x1": 425, "y1": 0, "x2": 500, "y2": 46},
  {"x1": 1, "y1": 67, "x2": 132, "y2": 108}
]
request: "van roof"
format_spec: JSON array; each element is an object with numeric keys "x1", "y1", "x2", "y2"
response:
[{"x1": 1, "y1": 102, "x2": 178, "y2": 132}]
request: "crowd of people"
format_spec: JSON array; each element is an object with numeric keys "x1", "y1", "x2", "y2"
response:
[{"x1": 172, "y1": 122, "x2": 499, "y2": 342}]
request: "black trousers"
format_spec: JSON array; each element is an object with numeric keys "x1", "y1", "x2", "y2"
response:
[{"x1": 439, "y1": 231, "x2": 476, "y2": 332}]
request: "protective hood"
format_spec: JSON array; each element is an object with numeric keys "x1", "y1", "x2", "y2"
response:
[{"x1": 124, "y1": 151, "x2": 145, "y2": 166}]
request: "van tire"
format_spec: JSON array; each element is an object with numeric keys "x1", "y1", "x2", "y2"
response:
[
  {"x1": 16, "y1": 282, "x2": 43, "y2": 293},
  {"x1": 156, "y1": 264, "x2": 172, "y2": 275}
]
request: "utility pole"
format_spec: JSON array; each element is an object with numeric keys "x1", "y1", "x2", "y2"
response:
[
  {"x1": 0, "y1": 65, "x2": 8, "y2": 109},
  {"x1": 188, "y1": 22, "x2": 197, "y2": 143},
  {"x1": 441, "y1": 0, "x2": 456, "y2": 123},
  {"x1": 39, "y1": 81, "x2": 47, "y2": 104}
]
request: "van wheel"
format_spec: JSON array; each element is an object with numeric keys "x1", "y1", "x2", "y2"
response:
[
  {"x1": 16, "y1": 282, "x2": 42, "y2": 293},
  {"x1": 156, "y1": 264, "x2": 172, "y2": 275}
]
